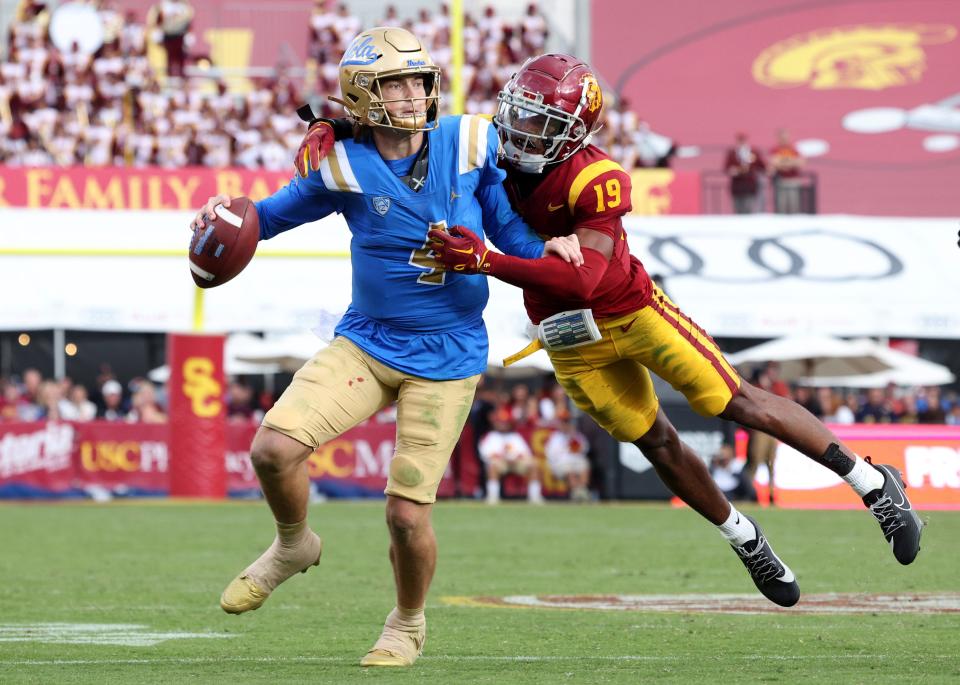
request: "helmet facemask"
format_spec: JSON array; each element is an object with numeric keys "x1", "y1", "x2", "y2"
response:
[
  {"x1": 495, "y1": 89, "x2": 587, "y2": 173},
  {"x1": 369, "y1": 71, "x2": 440, "y2": 131}
]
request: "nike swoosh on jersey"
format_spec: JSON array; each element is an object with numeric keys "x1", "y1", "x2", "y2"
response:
[{"x1": 547, "y1": 202, "x2": 565, "y2": 212}]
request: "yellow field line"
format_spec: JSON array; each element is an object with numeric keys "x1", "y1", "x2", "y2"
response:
[{"x1": 0, "y1": 248, "x2": 350, "y2": 258}]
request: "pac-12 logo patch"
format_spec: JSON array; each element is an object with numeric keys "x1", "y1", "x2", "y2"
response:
[{"x1": 372, "y1": 196, "x2": 391, "y2": 216}]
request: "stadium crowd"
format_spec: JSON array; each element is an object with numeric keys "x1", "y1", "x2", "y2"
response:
[
  {"x1": 2, "y1": 367, "x2": 959, "y2": 427},
  {"x1": 0, "y1": 0, "x2": 658, "y2": 172}
]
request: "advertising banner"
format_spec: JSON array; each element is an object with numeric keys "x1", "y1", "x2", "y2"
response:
[
  {"x1": 625, "y1": 215, "x2": 960, "y2": 338},
  {"x1": 628, "y1": 170, "x2": 701, "y2": 215},
  {"x1": 0, "y1": 422, "x2": 76, "y2": 495},
  {"x1": 0, "y1": 420, "x2": 457, "y2": 499},
  {"x1": 764, "y1": 424, "x2": 960, "y2": 510},
  {"x1": 167, "y1": 334, "x2": 227, "y2": 498},
  {"x1": 0, "y1": 167, "x2": 291, "y2": 210},
  {"x1": 74, "y1": 422, "x2": 169, "y2": 493}
]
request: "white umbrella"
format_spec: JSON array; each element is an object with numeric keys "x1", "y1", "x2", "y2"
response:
[
  {"x1": 234, "y1": 331, "x2": 327, "y2": 372},
  {"x1": 149, "y1": 333, "x2": 282, "y2": 382},
  {"x1": 798, "y1": 338, "x2": 955, "y2": 388},
  {"x1": 725, "y1": 334, "x2": 892, "y2": 381}
]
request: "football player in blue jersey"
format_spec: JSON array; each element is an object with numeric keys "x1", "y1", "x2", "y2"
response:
[{"x1": 190, "y1": 27, "x2": 581, "y2": 667}]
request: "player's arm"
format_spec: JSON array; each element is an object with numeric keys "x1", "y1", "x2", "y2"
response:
[
  {"x1": 474, "y1": 122, "x2": 581, "y2": 263},
  {"x1": 254, "y1": 176, "x2": 344, "y2": 240},
  {"x1": 476, "y1": 181, "x2": 550, "y2": 260},
  {"x1": 432, "y1": 165, "x2": 631, "y2": 300},
  {"x1": 293, "y1": 110, "x2": 353, "y2": 178}
]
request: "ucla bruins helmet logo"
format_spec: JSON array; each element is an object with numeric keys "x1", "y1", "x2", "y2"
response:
[{"x1": 334, "y1": 27, "x2": 442, "y2": 131}]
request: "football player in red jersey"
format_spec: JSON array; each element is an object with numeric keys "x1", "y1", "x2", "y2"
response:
[{"x1": 295, "y1": 54, "x2": 922, "y2": 608}]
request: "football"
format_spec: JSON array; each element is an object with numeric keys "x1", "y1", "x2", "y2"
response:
[{"x1": 188, "y1": 196, "x2": 260, "y2": 288}]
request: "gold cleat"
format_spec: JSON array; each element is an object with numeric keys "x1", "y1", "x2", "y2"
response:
[
  {"x1": 359, "y1": 608, "x2": 426, "y2": 667},
  {"x1": 219, "y1": 532, "x2": 322, "y2": 614}
]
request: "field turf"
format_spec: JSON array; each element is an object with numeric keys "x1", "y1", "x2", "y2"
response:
[{"x1": 0, "y1": 501, "x2": 957, "y2": 684}]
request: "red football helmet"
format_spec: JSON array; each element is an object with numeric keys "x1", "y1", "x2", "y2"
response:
[{"x1": 495, "y1": 53, "x2": 605, "y2": 173}]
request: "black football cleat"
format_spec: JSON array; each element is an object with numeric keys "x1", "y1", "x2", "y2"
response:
[
  {"x1": 862, "y1": 459, "x2": 923, "y2": 565},
  {"x1": 730, "y1": 515, "x2": 800, "y2": 607}
]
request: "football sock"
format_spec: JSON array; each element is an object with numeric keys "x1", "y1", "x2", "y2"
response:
[
  {"x1": 716, "y1": 505, "x2": 757, "y2": 546},
  {"x1": 396, "y1": 605, "x2": 425, "y2": 625},
  {"x1": 276, "y1": 519, "x2": 310, "y2": 546},
  {"x1": 486, "y1": 480, "x2": 500, "y2": 501},
  {"x1": 819, "y1": 442, "x2": 855, "y2": 475},
  {"x1": 528, "y1": 480, "x2": 542, "y2": 501},
  {"x1": 843, "y1": 456, "x2": 886, "y2": 496}
]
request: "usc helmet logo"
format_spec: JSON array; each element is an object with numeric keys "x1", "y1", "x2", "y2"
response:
[
  {"x1": 582, "y1": 74, "x2": 603, "y2": 113},
  {"x1": 753, "y1": 23, "x2": 956, "y2": 90},
  {"x1": 182, "y1": 357, "x2": 223, "y2": 418}
]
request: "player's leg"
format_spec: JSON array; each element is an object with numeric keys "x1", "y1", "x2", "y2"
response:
[
  {"x1": 485, "y1": 458, "x2": 504, "y2": 504},
  {"x1": 551, "y1": 347, "x2": 798, "y2": 606},
  {"x1": 568, "y1": 458, "x2": 591, "y2": 501},
  {"x1": 593, "y1": 299, "x2": 798, "y2": 606},
  {"x1": 220, "y1": 337, "x2": 395, "y2": 614},
  {"x1": 361, "y1": 371, "x2": 480, "y2": 667},
  {"x1": 633, "y1": 407, "x2": 732, "y2": 524},
  {"x1": 720, "y1": 380, "x2": 922, "y2": 563},
  {"x1": 518, "y1": 456, "x2": 544, "y2": 504}
]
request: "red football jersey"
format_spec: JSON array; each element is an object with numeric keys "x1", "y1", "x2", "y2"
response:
[{"x1": 503, "y1": 145, "x2": 653, "y2": 323}]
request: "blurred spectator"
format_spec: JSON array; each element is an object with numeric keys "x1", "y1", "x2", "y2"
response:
[
  {"x1": 856, "y1": 388, "x2": 894, "y2": 424},
  {"x1": 148, "y1": 0, "x2": 194, "y2": 79},
  {"x1": 0, "y1": 2, "x2": 667, "y2": 175},
  {"x1": 710, "y1": 444, "x2": 756, "y2": 502},
  {"x1": 519, "y1": 3, "x2": 548, "y2": 58},
  {"x1": 477, "y1": 406, "x2": 542, "y2": 504},
  {"x1": 763, "y1": 362, "x2": 791, "y2": 398},
  {"x1": 98, "y1": 379, "x2": 126, "y2": 421},
  {"x1": 537, "y1": 381, "x2": 570, "y2": 424},
  {"x1": 126, "y1": 380, "x2": 167, "y2": 423},
  {"x1": 36, "y1": 379, "x2": 62, "y2": 421},
  {"x1": 918, "y1": 386, "x2": 947, "y2": 424},
  {"x1": 769, "y1": 128, "x2": 805, "y2": 213},
  {"x1": 743, "y1": 368, "x2": 780, "y2": 504},
  {"x1": 15, "y1": 368, "x2": 44, "y2": 421},
  {"x1": 507, "y1": 383, "x2": 539, "y2": 427},
  {"x1": 227, "y1": 380, "x2": 256, "y2": 422},
  {"x1": 724, "y1": 131, "x2": 766, "y2": 214},
  {"x1": 544, "y1": 417, "x2": 591, "y2": 501},
  {"x1": 793, "y1": 385, "x2": 823, "y2": 419},
  {"x1": 818, "y1": 387, "x2": 855, "y2": 424},
  {"x1": 632, "y1": 119, "x2": 677, "y2": 169},
  {"x1": 59, "y1": 384, "x2": 97, "y2": 422}
]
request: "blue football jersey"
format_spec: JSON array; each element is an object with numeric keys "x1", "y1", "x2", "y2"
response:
[{"x1": 255, "y1": 115, "x2": 544, "y2": 380}]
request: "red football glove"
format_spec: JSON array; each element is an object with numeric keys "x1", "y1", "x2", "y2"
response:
[
  {"x1": 427, "y1": 225, "x2": 497, "y2": 274},
  {"x1": 294, "y1": 120, "x2": 335, "y2": 179}
]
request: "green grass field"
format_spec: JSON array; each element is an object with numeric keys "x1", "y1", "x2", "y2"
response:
[{"x1": 0, "y1": 501, "x2": 957, "y2": 684}]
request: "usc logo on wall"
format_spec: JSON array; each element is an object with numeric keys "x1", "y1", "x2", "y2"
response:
[
  {"x1": 753, "y1": 23, "x2": 957, "y2": 90},
  {"x1": 182, "y1": 357, "x2": 222, "y2": 418}
]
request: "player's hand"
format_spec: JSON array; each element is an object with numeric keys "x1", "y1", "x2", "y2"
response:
[
  {"x1": 543, "y1": 234, "x2": 583, "y2": 266},
  {"x1": 191, "y1": 194, "x2": 232, "y2": 231},
  {"x1": 428, "y1": 225, "x2": 494, "y2": 274},
  {"x1": 294, "y1": 120, "x2": 335, "y2": 178}
]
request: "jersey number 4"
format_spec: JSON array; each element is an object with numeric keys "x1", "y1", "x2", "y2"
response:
[{"x1": 409, "y1": 220, "x2": 448, "y2": 285}]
